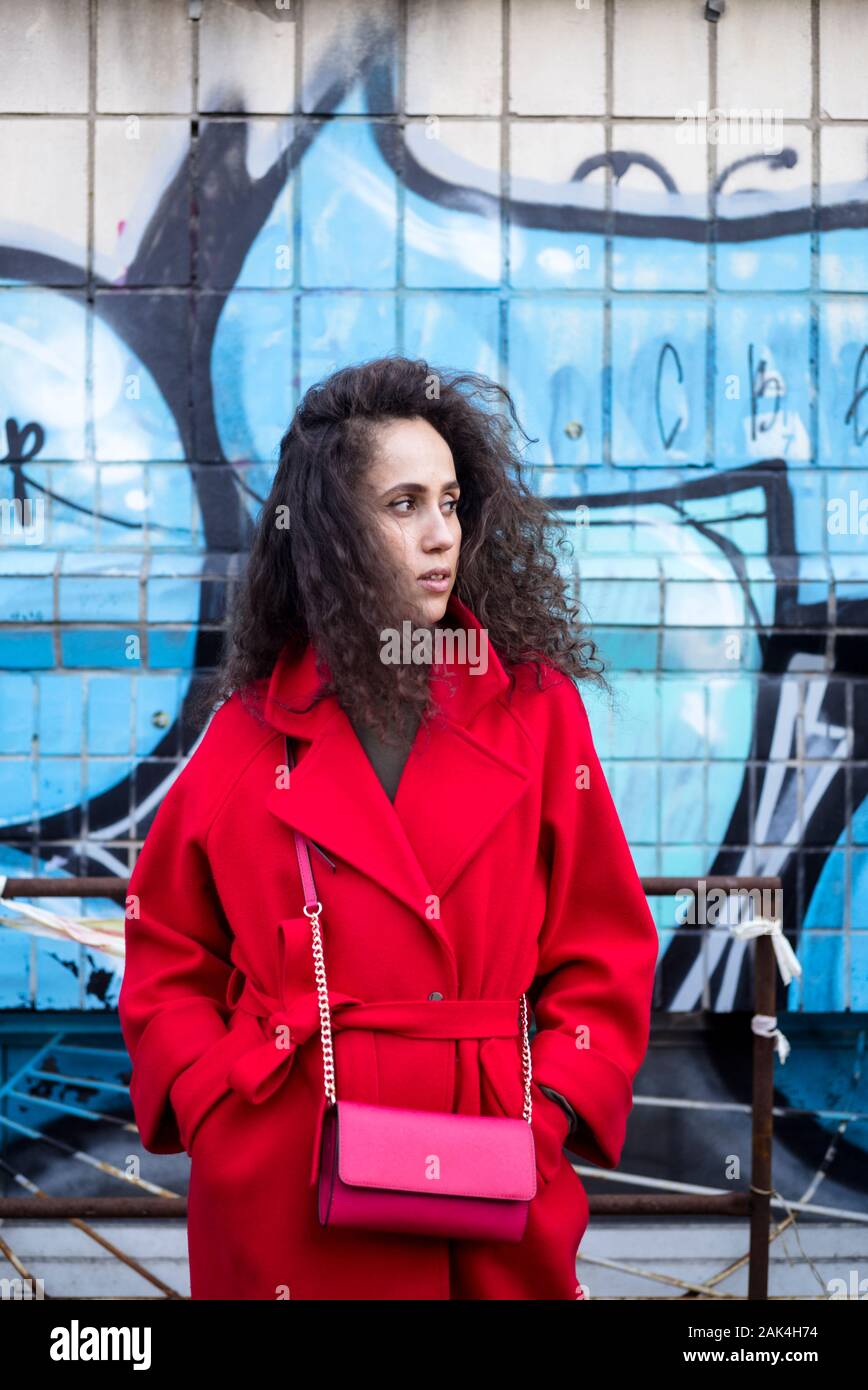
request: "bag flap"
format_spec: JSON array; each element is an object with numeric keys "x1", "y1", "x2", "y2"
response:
[{"x1": 336, "y1": 1100, "x2": 537, "y2": 1201}]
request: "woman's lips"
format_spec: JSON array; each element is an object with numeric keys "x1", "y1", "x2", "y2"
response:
[{"x1": 417, "y1": 574, "x2": 451, "y2": 592}]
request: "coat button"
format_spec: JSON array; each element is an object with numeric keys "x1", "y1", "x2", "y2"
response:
[{"x1": 428, "y1": 991, "x2": 443, "y2": 1001}]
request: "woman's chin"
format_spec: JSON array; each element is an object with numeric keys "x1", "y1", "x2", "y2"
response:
[{"x1": 408, "y1": 588, "x2": 451, "y2": 628}]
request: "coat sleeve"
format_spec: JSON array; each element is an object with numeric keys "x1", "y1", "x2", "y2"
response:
[
  {"x1": 529, "y1": 673, "x2": 659, "y2": 1170},
  {"x1": 118, "y1": 747, "x2": 234, "y2": 1155}
]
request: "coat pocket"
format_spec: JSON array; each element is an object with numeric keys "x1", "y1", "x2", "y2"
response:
[
  {"x1": 169, "y1": 1013, "x2": 258, "y2": 1156},
  {"x1": 478, "y1": 1036, "x2": 570, "y2": 1188}
]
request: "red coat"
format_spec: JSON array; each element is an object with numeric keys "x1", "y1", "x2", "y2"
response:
[{"x1": 119, "y1": 594, "x2": 658, "y2": 1300}]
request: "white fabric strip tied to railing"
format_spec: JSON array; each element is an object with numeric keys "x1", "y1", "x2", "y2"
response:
[
  {"x1": 750, "y1": 1012, "x2": 792, "y2": 1065},
  {"x1": 0, "y1": 874, "x2": 125, "y2": 960},
  {"x1": 729, "y1": 915, "x2": 803, "y2": 1065}
]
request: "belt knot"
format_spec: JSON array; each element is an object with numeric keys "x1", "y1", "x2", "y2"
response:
[{"x1": 227, "y1": 984, "x2": 330, "y2": 1105}]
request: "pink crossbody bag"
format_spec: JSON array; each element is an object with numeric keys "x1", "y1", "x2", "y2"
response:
[{"x1": 286, "y1": 738, "x2": 537, "y2": 1243}]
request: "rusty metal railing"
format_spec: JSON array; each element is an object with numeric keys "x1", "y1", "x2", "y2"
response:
[{"x1": 0, "y1": 872, "x2": 784, "y2": 1299}]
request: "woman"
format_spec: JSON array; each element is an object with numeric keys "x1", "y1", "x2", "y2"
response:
[{"x1": 119, "y1": 356, "x2": 658, "y2": 1301}]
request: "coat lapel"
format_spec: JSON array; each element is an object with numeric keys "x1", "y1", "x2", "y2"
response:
[{"x1": 262, "y1": 595, "x2": 532, "y2": 961}]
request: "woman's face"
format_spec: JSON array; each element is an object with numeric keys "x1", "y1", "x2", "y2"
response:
[{"x1": 364, "y1": 416, "x2": 461, "y2": 627}]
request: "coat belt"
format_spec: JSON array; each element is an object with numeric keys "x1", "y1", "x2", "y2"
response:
[{"x1": 226, "y1": 971, "x2": 523, "y2": 1108}]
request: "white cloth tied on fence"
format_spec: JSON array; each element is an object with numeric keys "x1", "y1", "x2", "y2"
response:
[
  {"x1": 729, "y1": 916, "x2": 802, "y2": 1065},
  {"x1": 750, "y1": 1012, "x2": 792, "y2": 1065},
  {"x1": 729, "y1": 916, "x2": 802, "y2": 987},
  {"x1": 0, "y1": 874, "x2": 125, "y2": 959}
]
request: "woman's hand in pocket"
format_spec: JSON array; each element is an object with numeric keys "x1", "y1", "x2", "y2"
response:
[{"x1": 530, "y1": 1082, "x2": 572, "y2": 1187}]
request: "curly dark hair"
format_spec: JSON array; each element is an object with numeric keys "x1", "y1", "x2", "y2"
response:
[{"x1": 192, "y1": 355, "x2": 610, "y2": 745}]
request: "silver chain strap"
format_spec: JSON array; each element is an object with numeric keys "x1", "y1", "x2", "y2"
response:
[
  {"x1": 304, "y1": 900, "x2": 533, "y2": 1122},
  {"x1": 305, "y1": 901, "x2": 337, "y2": 1105},
  {"x1": 519, "y1": 992, "x2": 532, "y2": 1123}
]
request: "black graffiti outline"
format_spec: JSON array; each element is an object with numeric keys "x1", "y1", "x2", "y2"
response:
[
  {"x1": 655, "y1": 341, "x2": 684, "y2": 451},
  {"x1": 844, "y1": 345, "x2": 868, "y2": 447},
  {"x1": 748, "y1": 342, "x2": 785, "y2": 440}
]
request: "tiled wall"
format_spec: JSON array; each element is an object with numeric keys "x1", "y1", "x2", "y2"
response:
[{"x1": 0, "y1": 0, "x2": 866, "y2": 1013}]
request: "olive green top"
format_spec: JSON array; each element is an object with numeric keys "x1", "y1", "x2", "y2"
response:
[{"x1": 348, "y1": 706, "x2": 422, "y2": 804}]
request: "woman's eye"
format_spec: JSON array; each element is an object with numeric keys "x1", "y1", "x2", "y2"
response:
[{"x1": 389, "y1": 495, "x2": 459, "y2": 514}]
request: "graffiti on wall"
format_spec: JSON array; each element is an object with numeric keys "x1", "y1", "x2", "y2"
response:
[{"x1": 1, "y1": 48, "x2": 866, "y2": 1170}]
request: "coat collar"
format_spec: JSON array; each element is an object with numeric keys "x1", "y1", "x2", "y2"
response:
[
  {"x1": 260, "y1": 594, "x2": 533, "y2": 969},
  {"x1": 262, "y1": 592, "x2": 508, "y2": 736}
]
